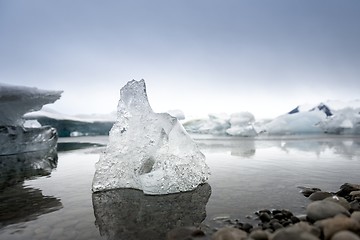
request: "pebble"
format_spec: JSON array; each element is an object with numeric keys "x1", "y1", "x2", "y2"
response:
[
  {"x1": 314, "y1": 215, "x2": 360, "y2": 240},
  {"x1": 249, "y1": 229, "x2": 269, "y2": 240},
  {"x1": 331, "y1": 230, "x2": 360, "y2": 240},
  {"x1": 309, "y1": 191, "x2": 333, "y2": 201},
  {"x1": 212, "y1": 227, "x2": 247, "y2": 240},
  {"x1": 271, "y1": 226, "x2": 320, "y2": 240},
  {"x1": 351, "y1": 211, "x2": 360, "y2": 223},
  {"x1": 306, "y1": 200, "x2": 350, "y2": 222}
]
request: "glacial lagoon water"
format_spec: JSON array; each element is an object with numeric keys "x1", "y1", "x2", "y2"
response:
[{"x1": 1, "y1": 135, "x2": 360, "y2": 239}]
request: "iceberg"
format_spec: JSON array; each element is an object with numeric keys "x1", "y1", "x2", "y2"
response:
[
  {"x1": 92, "y1": 80, "x2": 210, "y2": 194},
  {"x1": 226, "y1": 112, "x2": 257, "y2": 137},
  {"x1": 25, "y1": 108, "x2": 115, "y2": 137},
  {"x1": 0, "y1": 83, "x2": 61, "y2": 188}
]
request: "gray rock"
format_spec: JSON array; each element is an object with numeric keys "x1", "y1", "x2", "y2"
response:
[
  {"x1": 324, "y1": 196, "x2": 351, "y2": 210},
  {"x1": 306, "y1": 200, "x2": 350, "y2": 222},
  {"x1": 309, "y1": 191, "x2": 333, "y2": 201},
  {"x1": 331, "y1": 230, "x2": 360, "y2": 240},
  {"x1": 212, "y1": 227, "x2": 247, "y2": 240}
]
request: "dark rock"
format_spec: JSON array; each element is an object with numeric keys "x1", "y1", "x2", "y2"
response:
[
  {"x1": 273, "y1": 213, "x2": 285, "y2": 220},
  {"x1": 306, "y1": 200, "x2": 350, "y2": 222},
  {"x1": 337, "y1": 183, "x2": 360, "y2": 197},
  {"x1": 272, "y1": 209, "x2": 282, "y2": 215},
  {"x1": 259, "y1": 212, "x2": 271, "y2": 223},
  {"x1": 309, "y1": 191, "x2": 333, "y2": 201},
  {"x1": 299, "y1": 187, "x2": 322, "y2": 197},
  {"x1": 282, "y1": 220, "x2": 292, "y2": 227},
  {"x1": 291, "y1": 216, "x2": 301, "y2": 224},
  {"x1": 241, "y1": 223, "x2": 253, "y2": 233},
  {"x1": 281, "y1": 209, "x2": 294, "y2": 219}
]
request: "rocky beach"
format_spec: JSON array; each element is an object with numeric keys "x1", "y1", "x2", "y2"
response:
[{"x1": 167, "y1": 183, "x2": 360, "y2": 240}]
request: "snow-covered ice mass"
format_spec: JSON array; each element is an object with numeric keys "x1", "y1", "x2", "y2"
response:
[
  {"x1": 0, "y1": 83, "x2": 62, "y2": 188},
  {"x1": 92, "y1": 79, "x2": 210, "y2": 195},
  {"x1": 183, "y1": 101, "x2": 360, "y2": 136}
]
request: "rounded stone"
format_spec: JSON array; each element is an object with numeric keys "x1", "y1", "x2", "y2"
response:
[
  {"x1": 259, "y1": 212, "x2": 271, "y2": 223},
  {"x1": 331, "y1": 230, "x2": 360, "y2": 240},
  {"x1": 272, "y1": 227, "x2": 320, "y2": 240},
  {"x1": 315, "y1": 215, "x2": 360, "y2": 240},
  {"x1": 249, "y1": 229, "x2": 269, "y2": 240},
  {"x1": 324, "y1": 196, "x2": 351, "y2": 210},
  {"x1": 309, "y1": 191, "x2": 333, "y2": 201},
  {"x1": 212, "y1": 227, "x2": 247, "y2": 240},
  {"x1": 306, "y1": 200, "x2": 350, "y2": 222},
  {"x1": 351, "y1": 211, "x2": 360, "y2": 223}
]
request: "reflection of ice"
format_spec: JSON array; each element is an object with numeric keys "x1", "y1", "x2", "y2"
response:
[
  {"x1": 0, "y1": 184, "x2": 62, "y2": 227},
  {"x1": 194, "y1": 135, "x2": 360, "y2": 160},
  {"x1": 92, "y1": 183, "x2": 211, "y2": 240},
  {"x1": 0, "y1": 142, "x2": 58, "y2": 189}
]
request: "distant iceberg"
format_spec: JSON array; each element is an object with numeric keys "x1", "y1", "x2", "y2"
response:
[
  {"x1": 183, "y1": 101, "x2": 360, "y2": 136},
  {"x1": 25, "y1": 108, "x2": 116, "y2": 137}
]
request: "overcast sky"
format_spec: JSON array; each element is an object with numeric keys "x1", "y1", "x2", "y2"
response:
[{"x1": 1, "y1": 0, "x2": 359, "y2": 119}]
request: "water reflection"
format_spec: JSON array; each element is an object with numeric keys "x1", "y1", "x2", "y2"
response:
[
  {"x1": 0, "y1": 150, "x2": 57, "y2": 189},
  {"x1": 92, "y1": 183, "x2": 211, "y2": 240},
  {"x1": 195, "y1": 135, "x2": 360, "y2": 160},
  {"x1": 0, "y1": 183, "x2": 62, "y2": 228}
]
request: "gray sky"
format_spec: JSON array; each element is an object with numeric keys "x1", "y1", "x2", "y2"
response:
[{"x1": 1, "y1": 0, "x2": 359, "y2": 119}]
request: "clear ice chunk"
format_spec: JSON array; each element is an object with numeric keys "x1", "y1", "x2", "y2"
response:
[{"x1": 92, "y1": 79, "x2": 210, "y2": 194}]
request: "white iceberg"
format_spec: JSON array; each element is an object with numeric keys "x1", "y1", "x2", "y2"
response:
[
  {"x1": 92, "y1": 80, "x2": 210, "y2": 195},
  {"x1": 226, "y1": 112, "x2": 257, "y2": 137}
]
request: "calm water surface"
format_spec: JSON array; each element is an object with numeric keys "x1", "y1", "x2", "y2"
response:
[{"x1": 1, "y1": 135, "x2": 360, "y2": 239}]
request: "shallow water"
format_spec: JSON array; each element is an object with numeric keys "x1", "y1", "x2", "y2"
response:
[{"x1": 1, "y1": 135, "x2": 360, "y2": 239}]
